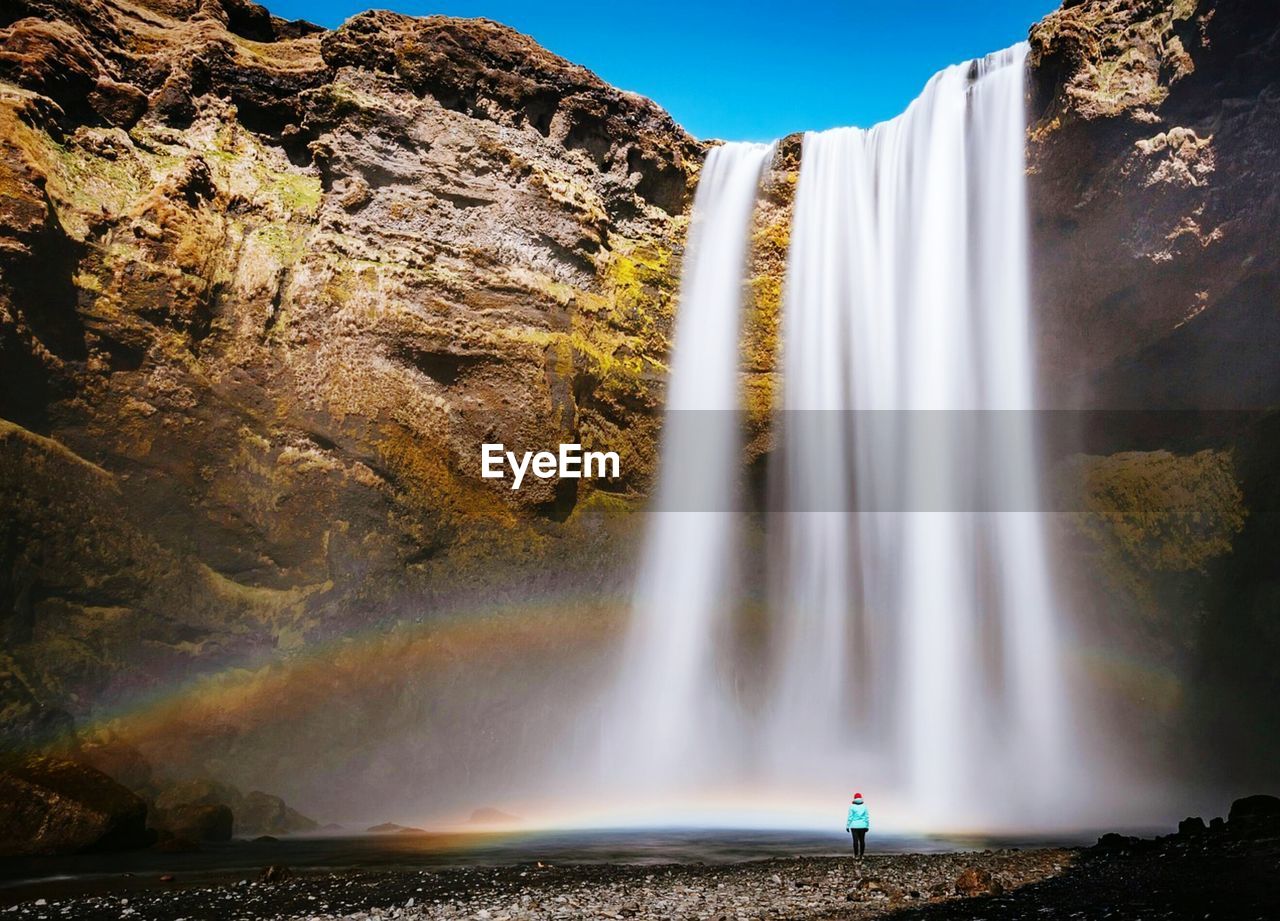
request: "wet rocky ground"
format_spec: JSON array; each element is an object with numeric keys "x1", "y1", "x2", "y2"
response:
[
  {"x1": 4, "y1": 826, "x2": 1277, "y2": 921},
  {"x1": 0, "y1": 849, "x2": 1067, "y2": 920}
]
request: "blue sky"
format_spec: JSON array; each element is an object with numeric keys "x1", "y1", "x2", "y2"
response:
[{"x1": 266, "y1": 0, "x2": 1060, "y2": 141}]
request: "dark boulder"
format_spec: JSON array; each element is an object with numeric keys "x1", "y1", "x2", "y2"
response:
[
  {"x1": 150, "y1": 71, "x2": 196, "y2": 127},
  {"x1": 0, "y1": 756, "x2": 153, "y2": 856},
  {"x1": 258, "y1": 863, "x2": 292, "y2": 883},
  {"x1": 152, "y1": 803, "x2": 233, "y2": 842},
  {"x1": 1178, "y1": 816, "x2": 1206, "y2": 836},
  {"x1": 1095, "y1": 832, "x2": 1141, "y2": 851},
  {"x1": 86, "y1": 76, "x2": 147, "y2": 127},
  {"x1": 1227, "y1": 794, "x2": 1280, "y2": 837},
  {"x1": 150, "y1": 780, "x2": 315, "y2": 837},
  {"x1": 237, "y1": 790, "x2": 317, "y2": 836}
]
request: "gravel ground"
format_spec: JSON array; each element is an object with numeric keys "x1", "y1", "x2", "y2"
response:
[
  {"x1": 3, "y1": 829, "x2": 1276, "y2": 920},
  {"x1": 0, "y1": 849, "x2": 1070, "y2": 921}
]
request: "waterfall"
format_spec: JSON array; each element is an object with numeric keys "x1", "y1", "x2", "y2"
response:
[
  {"x1": 600, "y1": 141, "x2": 775, "y2": 794},
  {"x1": 770, "y1": 42, "x2": 1069, "y2": 827},
  {"x1": 597, "y1": 44, "x2": 1073, "y2": 829}
]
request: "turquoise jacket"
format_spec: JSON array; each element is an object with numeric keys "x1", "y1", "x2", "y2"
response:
[{"x1": 846, "y1": 800, "x2": 870, "y2": 830}]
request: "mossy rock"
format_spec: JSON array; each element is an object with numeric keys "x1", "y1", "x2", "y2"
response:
[{"x1": 1067, "y1": 448, "x2": 1246, "y2": 574}]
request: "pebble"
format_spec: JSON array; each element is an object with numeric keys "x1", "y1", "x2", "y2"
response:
[{"x1": 6, "y1": 834, "x2": 1276, "y2": 921}]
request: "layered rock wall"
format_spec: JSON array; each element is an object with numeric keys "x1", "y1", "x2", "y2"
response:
[
  {"x1": 1, "y1": 0, "x2": 1277, "y2": 794},
  {"x1": 0, "y1": 0, "x2": 699, "y2": 745}
]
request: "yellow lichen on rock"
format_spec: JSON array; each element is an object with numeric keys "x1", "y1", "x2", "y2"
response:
[
  {"x1": 1071, "y1": 448, "x2": 1245, "y2": 575},
  {"x1": 1030, "y1": 0, "x2": 1202, "y2": 126},
  {"x1": 740, "y1": 136, "x2": 797, "y2": 459}
]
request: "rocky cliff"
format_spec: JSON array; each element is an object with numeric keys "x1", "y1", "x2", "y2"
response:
[
  {"x1": 1028, "y1": 0, "x2": 1279, "y2": 408},
  {"x1": 0, "y1": 0, "x2": 700, "y2": 751},
  {"x1": 0, "y1": 0, "x2": 1277, "y2": 809},
  {"x1": 1026, "y1": 0, "x2": 1280, "y2": 784}
]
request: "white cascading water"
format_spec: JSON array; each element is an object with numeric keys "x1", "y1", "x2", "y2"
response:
[
  {"x1": 599, "y1": 141, "x2": 775, "y2": 794},
  {"x1": 769, "y1": 42, "x2": 1070, "y2": 828},
  {"x1": 597, "y1": 44, "x2": 1073, "y2": 829}
]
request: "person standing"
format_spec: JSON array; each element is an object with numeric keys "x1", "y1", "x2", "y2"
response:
[{"x1": 846, "y1": 792, "x2": 869, "y2": 858}]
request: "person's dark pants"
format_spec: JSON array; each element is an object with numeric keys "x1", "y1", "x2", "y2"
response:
[{"x1": 850, "y1": 828, "x2": 867, "y2": 856}]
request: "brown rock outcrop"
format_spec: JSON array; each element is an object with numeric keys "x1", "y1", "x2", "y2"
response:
[
  {"x1": 0, "y1": 755, "x2": 152, "y2": 855},
  {"x1": 237, "y1": 789, "x2": 317, "y2": 835},
  {"x1": 1027, "y1": 0, "x2": 1280, "y2": 788},
  {"x1": 148, "y1": 777, "x2": 315, "y2": 835},
  {"x1": 151, "y1": 801, "x2": 233, "y2": 841},
  {"x1": 0, "y1": 0, "x2": 697, "y2": 761},
  {"x1": 317, "y1": 12, "x2": 692, "y2": 214},
  {"x1": 1227, "y1": 794, "x2": 1280, "y2": 836},
  {"x1": 1028, "y1": 0, "x2": 1280, "y2": 408},
  {"x1": 954, "y1": 866, "x2": 1004, "y2": 897}
]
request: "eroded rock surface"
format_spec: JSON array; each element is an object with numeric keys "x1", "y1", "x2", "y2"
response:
[
  {"x1": 0, "y1": 0, "x2": 697, "y2": 760},
  {"x1": 0, "y1": 755, "x2": 152, "y2": 855},
  {"x1": 1028, "y1": 0, "x2": 1280, "y2": 407}
]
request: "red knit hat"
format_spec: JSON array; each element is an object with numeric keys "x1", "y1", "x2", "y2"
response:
[{"x1": 853, "y1": 792, "x2": 863, "y2": 799}]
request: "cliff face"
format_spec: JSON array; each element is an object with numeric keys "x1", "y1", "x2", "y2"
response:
[
  {"x1": 0, "y1": 0, "x2": 1277, "y2": 788},
  {"x1": 1027, "y1": 0, "x2": 1280, "y2": 782},
  {"x1": 0, "y1": 0, "x2": 698, "y2": 744},
  {"x1": 1028, "y1": 0, "x2": 1280, "y2": 407}
]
